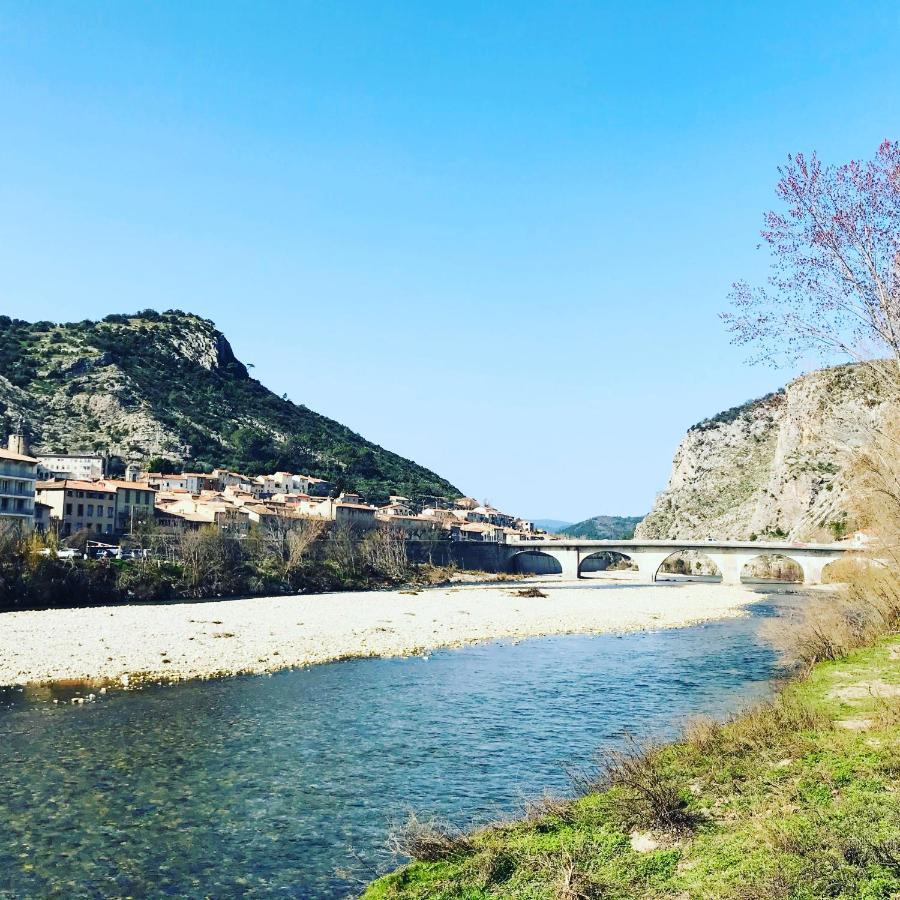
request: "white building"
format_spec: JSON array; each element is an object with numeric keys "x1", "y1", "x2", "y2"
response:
[{"x1": 36, "y1": 453, "x2": 105, "y2": 481}]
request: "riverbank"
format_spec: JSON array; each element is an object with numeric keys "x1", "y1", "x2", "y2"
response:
[
  {"x1": 363, "y1": 634, "x2": 900, "y2": 899},
  {"x1": 0, "y1": 577, "x2": 757, "y2": 686}
]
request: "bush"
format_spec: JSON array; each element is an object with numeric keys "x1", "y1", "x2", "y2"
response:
[
  {"x1": 579, "y1": 734, "x2": 699, "y2": 833},
  {"x1": 388, "y1": 813, "x2": 476, "y2": 862}
]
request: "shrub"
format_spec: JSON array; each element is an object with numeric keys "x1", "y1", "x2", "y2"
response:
[
  {"x1": 583, "y1": 735, "x2": 699, "y2": 833},
  {"x1": 388, "y1": 813, "x2": 476, "y2": 862}
]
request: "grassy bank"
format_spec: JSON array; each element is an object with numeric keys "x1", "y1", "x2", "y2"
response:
[{"x1": 364, "y1": 634, "x2": 900, "y2": 899}]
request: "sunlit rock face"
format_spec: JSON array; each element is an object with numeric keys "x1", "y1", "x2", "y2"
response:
[{"x1": 637, "y1": 363, "x2": 889, "y2": 542}]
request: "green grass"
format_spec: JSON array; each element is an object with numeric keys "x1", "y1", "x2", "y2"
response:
[{"x1": 363, "y1": 637, "x2": 900, "y2": 899}]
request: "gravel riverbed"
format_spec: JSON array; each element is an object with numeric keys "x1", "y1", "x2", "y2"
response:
[{"x1": 0, "y1": 576, "x2": 757, "y2": 686}]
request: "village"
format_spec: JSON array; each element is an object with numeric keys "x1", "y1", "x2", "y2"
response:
[{"x1": 1, "y1": 434, "x2": 542, "y2": 549}]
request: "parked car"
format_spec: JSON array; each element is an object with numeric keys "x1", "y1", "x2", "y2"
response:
[
  {"x1": 88, "y1": 547, "x2": 116, "y2": 559},
  {"x1": 117, "y1": 548, "x2": 151, "y2": 560},
  {"x1": 56, "y1": 548, "x2": 83, "y2": 560}
]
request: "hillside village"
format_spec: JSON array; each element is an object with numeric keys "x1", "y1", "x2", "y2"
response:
[{"x1": 1, "y1": 433, "x2": 540, "y2": 548}]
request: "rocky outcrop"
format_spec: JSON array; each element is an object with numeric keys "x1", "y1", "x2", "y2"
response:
[
  {"x1": 636, "y1": 363, "x2": 888, "y2": 541},
  {"x1": 0, "y1": 310, "x2": 460, "y2": 501}
]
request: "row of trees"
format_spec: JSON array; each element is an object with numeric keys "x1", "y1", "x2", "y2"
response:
[{"x1": 0, "y1": 520, "x2": 417, "y2": 610}]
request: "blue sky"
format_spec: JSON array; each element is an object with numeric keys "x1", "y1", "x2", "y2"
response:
[{"x1": 1, "y1": 2, "x2": 898, "y2": 521}]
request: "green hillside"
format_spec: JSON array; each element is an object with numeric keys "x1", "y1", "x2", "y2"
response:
[
  {"x1": 561, "y1": 515, "x2": 645, "y2": 540},
  {"x1": 0, "y1": 310, "x2": 461, "y2": 503}
]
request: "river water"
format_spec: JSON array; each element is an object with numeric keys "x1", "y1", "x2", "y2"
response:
[{"x1": 0, "y1": 591, "x2": 792, "y2": 899}]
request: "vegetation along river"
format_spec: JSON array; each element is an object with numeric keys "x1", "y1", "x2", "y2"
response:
[{"x1": 0, "y1": 590, "x2": 795, "y2": 899}]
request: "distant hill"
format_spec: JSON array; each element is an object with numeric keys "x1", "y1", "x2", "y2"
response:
[
  {"x1": 0, "y1": 310, "x2": 461, "y2": 504},
  {"x1": 532, "y1": 519, "x2": 573, "y2": 534},
  {"x1": 561, "y1": 515, "x2": 644, "y2": 540}
]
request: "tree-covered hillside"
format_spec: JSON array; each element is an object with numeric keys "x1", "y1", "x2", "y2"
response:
[
  {"x1": 560, "y1": 515, "x2": 644, "y2": 540},
  {"x1": 0, "y1": 310, "x2": 461, "y2": 503}
]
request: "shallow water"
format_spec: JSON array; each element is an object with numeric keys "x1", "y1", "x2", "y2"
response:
[{"x1": 0, "y1": 592, "x2": 792, "y2": 898}]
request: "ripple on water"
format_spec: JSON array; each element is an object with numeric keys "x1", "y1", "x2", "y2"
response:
[{"x1": 0, "y1": 594, "x2": 793, "y2": 898}]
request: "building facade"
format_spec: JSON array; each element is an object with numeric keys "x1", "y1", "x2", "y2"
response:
[
  {"x1": 35, "y1": 453, "x2": 105, "y2": 481},
  {"x1": 0, "y1": 445, "x2": 38, "y2": 532},
  {"x1": 36, "y1": 481, "x2": 118, "y2": 536}
]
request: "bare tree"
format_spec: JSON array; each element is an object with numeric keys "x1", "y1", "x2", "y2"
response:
[
  {"x1": 361, "y1": 525, "x2": 409, "y2": 580},
  {"x1": 325, "y1": 522, "x2": 359, "y2": 578},
  {"x1": 178, "y1": 527, "x2": 240, "y2": 596},
  {"x1": 287, "y1": 517, "x2": 326, "y2": 570}
]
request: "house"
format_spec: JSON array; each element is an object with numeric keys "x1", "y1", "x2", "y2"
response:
[
  {"x1": 473, "y1": 505, "x2": 517, "y2": 528},
  {"x1": 293, "y1": 474, "x2": 333, "y2": 497},
  {"x1": 36, "y1": 480, "x2": 118, "y2": 537},
  {"x1": 335, "y1": 501, "x2": 376, "y2": 528},
  {"x1": 182, "y1": 473, "x2": 222, "y2": 494},
  {"x1": 378, "y1": 496, "x2": 413, "y2": 517},
  {"x1": 35, "y1": 453, "x2": 105, "y2": 481},
  {"x1": 33, "y1": 501, "x2": 52, "y2": 534},
  {"x1": 0, "y1": 440, "x2": 38, "y2": 532},
  {"x1": 255, "y1": 475, "x2": 278, "y2": 496},
  {"x1": 454, "y1": 497, "x2": 480, "y2": 511},
  {"x1": 451, "y1": 522, "x2": 505, "y2": 543},
  {"x1": 374, "y1": 512, "x2": 440, "y2": 534},
  {"x1": 145, "y1": 473, "x2": 189, "y2": 491},
  {"x1": 99, "y1": 481, "x2": 157, "y2": 533}
]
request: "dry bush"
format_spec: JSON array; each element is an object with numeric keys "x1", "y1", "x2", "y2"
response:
[
  {"x1": 531, "y1": 850, "x2": 608, "y2": 900},
  {"x1": 766, "y1": 560, "x2": 900, "y2": 669},
  {"x1": 520, "y1": 791, "x2": 576, "y2": 829},
  {"x1": 821, "y1": 557, "x2": 861, "y2": 584},
  {"x1": 388, "y1": 813, "x2": 475, "y2": 862},
  {"x1": 682, "y1": 715, "x2": 722, "y2": 753},
  {"x1": 584, "y1": 734, "x2": 698, "y2": 833},
  {"x1": 721, "y1": 696, "x2": 827, "y2": 754},
  {"x1": 873, "y1": 694, "x2": 900, "y2": 728},
  {"x1": 516, "y1": 586, "x2": 548, "y2": 598}
]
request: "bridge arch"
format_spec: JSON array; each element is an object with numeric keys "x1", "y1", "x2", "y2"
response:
[
  {"x1": 654, "y1": 549, "x2": 723, "y2": 583},
  {"x1": 509, "y1": 550, "x2": 563, "y2": 576},
  {"x1": 739, "y1": 553, "x2": 804, "y2": 584},
  {"x1": 578, "y1": 550, "x2": 636, "y2": 578}
]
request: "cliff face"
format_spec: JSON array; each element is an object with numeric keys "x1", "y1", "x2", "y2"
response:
[
  {"x1": 636, "y1": 363, "x2": 888, "y2": 541},
  {"x1": 0, "y1": 310, "x2": 460, "y2": 502}
]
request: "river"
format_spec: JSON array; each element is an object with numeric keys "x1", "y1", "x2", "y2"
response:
[{"x1": 0, "y1": 590, "x2": 793, "y2": 898}]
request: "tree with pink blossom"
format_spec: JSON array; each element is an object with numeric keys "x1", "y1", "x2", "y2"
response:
[{"x1": 723, "y1": 140, "x2": 900, "y2": 378}]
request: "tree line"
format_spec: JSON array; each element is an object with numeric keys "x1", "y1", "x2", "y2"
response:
[{"x1": 0, "y1": 520, "x2": 419, "y2": 611}]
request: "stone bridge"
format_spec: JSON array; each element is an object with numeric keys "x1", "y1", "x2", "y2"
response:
[{"x1": 503, "y1": 538, "x2": 855, "y2": 585}]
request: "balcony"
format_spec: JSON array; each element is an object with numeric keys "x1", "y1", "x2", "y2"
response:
[
  {"x1": 0, "y1": 464, "x2": 37, "y2": 479},
  {"x1": 0, "y1": 482, "x2": 35, "y2": 498}
]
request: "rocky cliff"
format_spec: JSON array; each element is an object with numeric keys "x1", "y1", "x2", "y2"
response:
[
  {"x1": 636, "y1": 363, "x2": 888, "y2": 541},
  {"x1": 0, "y1": 310, "x2": 460, "y2": 502}
]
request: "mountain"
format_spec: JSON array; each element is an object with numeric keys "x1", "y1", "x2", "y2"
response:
[
  {"x1": 532, "y1": 519, "x2": 573, "y2": 534},
  {"x1": 0, "y1": 310, "x2": 461, "y2": 503},
  {"x1": 636, "y1": 362, "x2": 889, "y2": 542},
  {"x1": 560, "y1": 515, "x2": 644, "y2": 540}
]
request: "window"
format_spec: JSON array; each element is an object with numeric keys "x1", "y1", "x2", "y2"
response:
[
  {"x1": 108, "y1": 506, "x2": 114, "y2": 518},
  {"x1": 77, "y1": 504, "x2": 84, "y2": 517},
  {"x1": 65, "y1": 503, "x2": 72, "y2": 515},
  {"x1": 87, "y1": 504, "x2": 94, "y2": 517}
]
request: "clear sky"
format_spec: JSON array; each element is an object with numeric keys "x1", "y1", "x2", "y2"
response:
[{"x1": 1, "y1": 2, "x2": 898, "y2": 522}]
